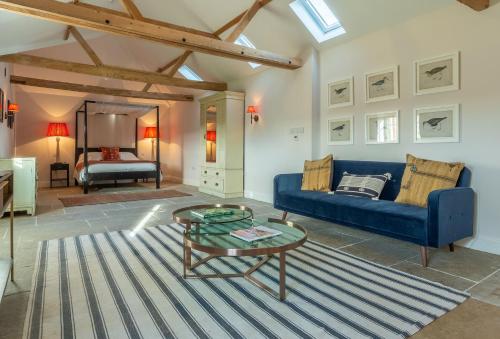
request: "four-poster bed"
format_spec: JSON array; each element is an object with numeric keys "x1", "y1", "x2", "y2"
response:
[{"x1": 74, "y1": 100, "x2": 161, "y2": 194}]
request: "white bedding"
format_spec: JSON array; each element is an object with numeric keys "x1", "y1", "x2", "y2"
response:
[{"x1": 74, "y1": 152, "x2": 161, "y2": 183}]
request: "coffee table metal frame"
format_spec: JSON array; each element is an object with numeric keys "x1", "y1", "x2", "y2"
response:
[{"x1": 173, "y1": 204, "x2": 307, "y2": 301}]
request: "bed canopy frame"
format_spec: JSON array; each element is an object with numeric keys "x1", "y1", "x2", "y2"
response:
[{"x1": 75, "y1": 100, "x2": 160, "y2": 194}]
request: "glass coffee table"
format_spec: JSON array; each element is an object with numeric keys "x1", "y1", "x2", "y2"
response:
[{"x1": 173, "y1": 204, "x2": 307, "y2": 301}]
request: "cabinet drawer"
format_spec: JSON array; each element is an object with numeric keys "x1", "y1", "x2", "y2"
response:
[
  {"x1": 200, "y1": 177, "x2": 224, "y2": 192},
  {"x1": 200, "y1": 167, "x2": 224, "y2": 178}
]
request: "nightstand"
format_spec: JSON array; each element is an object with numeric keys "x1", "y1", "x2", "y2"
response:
[{"x1": 50, "y1": 162, "x2": 69, "y2": 188}]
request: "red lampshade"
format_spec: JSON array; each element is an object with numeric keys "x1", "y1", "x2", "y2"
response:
[
  {"x1": 8, "y1": 102, "x2": 19, "y2": 113},
  {"x1": 206, "y1": 131, "x2": 216, "y2": 142},
  {"x1": 46, "y1": 122, "x2": 69, "y2": 137},
  {"x1": 247, "y1": 105, "x2": 257, "y2": 114},
  {"x1": 144, "y1": 127, "x2": 158, "y2": 139}
]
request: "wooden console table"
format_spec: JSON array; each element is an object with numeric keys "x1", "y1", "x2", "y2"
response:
[{"x1": 0, "y1": 170, "x2": 14, "y2": 303}]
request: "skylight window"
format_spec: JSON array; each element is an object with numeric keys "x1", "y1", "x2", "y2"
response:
[
  {"x1": 290, "y1": 0, "x2": 345, "y2": 43},
  {"x1": 234, "y1": 34, "x2": 261, "y2": 69},
  {"x1": 178, "y1": 65, "x2": 203, "y2": 81}
]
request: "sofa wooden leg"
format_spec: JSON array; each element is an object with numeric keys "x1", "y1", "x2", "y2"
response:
[
  {"x1": 449, "y1": 243, "x2": 455, "y2": 252},
  {"x1": 420, "y1": 246, "x2": 428, "y2": 267},
  {"x1": 281, "y1": 211, "x2": 288, "y2": 221}
]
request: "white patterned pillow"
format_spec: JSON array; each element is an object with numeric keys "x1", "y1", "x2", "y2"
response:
[{"x1": 332, "y1": 172, "x2": 392, "y2": 200}]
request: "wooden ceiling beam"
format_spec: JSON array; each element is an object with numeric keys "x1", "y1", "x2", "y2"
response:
[
  {"x1": 0, "y1": 0, "x2": 301, "y2": 69},
  {"x1": 457, "y1": 0, "x2": 489, "y2": 11},
  {"x1": 0, "y1": 54, "x2": 227, "y2": 91},
  {"x1": 67, "y1": 26, "x2": 103, "y2": 66},
  {"x1": 143, "y1": 51, "x2": 192, "y2": 92},
  {"x1": 11, "y1": 75, "x2": 193, "y2": 101},
  {"x1": 119, "y1": 0, "x2": 143, "y2": 20},
  {"x1": 74, "y1": 2, "x2": 219, "y2": 39},
  {"x1": 226, "y1": 0, "x2": 265, "y2": 43},
  {"x1": 142, "y1": 0, "x2": 273, "y2": 92}
]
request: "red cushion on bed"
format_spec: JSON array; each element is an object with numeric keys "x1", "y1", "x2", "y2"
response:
[{"x1": 101, "y1": 147, "x2": 121, "y2": 161}]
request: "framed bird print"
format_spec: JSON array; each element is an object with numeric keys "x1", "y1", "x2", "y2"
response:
[
  {"x1": 365, "y1": 66, "x2": 399, "y2": 103},
  {"x1": 328, "y1": 77, "x2": 353, "y2": 108},
  {"x1": 365, "y1": 111, "x2": 399, "y2": 144},
  {"x1": 414, "y1": 104, "x2": 460, "y2": 143},
  {"x1": 414, "y1": 52, "x2": 460, "y2": 95},
  {"x1": 327, "y1": 115, "x2": 353, "y2": 145}
]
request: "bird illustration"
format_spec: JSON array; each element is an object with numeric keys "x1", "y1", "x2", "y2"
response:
[
  {"x1": 425, "y1": 66, "x2": 447, "y2": 80},
  {"x1": 334, "y1": 87, "x2": 347, "y2": 96},
  {"x1": 423, "y1": 117, "x2": 447, "y2": 130},
  {"x1": 371, "y1": 76, "x2": 389, "y2": 90},
  {"x1": 332, "y1": 124, "x2": 346, "y2": 135}
]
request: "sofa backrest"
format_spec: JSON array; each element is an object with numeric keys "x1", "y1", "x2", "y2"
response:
[{"x1": 332, "y1": 160, "x2": 471, "y2": 201}]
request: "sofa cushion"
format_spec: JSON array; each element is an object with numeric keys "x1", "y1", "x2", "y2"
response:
[
  {"x1": 396, "y1": 154, "x2": 464, "y2": 207},
  {"x1": 275, "y1": 190, "x2": 328, "y2": 215},
  {"x1": 313, "y1": 194, "x2": 428, "y2": 242},
  {"x1": 334, "y1": 172, "x2": 391, "y2": 200},
  {"x1": 301, "y1": 154, "x2": 333, "y2": 192}
]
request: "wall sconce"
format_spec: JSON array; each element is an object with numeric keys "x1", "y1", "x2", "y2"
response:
[
  {"x1": 7, "y1": 100, "x2": 19, "y2": 129},
  {"x1": 246, "y1": 105, "x2": 259, "y2": 124}
]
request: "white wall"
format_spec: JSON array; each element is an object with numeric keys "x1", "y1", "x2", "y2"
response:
[
  {"x1": 229, "y1": 48, "x2": 319, "y2": 203},
  {"x1": 0, "y1": 62, "x2": 14, "y2": 158},
  {"x1": 319, "y1": 3, "x2": 500, "y2": 254},
  {"x1": 166, "y1": 100, "x2": 200, "y2": 186}
]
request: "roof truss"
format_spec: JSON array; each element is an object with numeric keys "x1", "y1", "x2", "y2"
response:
[{"x1": 0, "y1": 0, "x2": 301, "y2": 69}]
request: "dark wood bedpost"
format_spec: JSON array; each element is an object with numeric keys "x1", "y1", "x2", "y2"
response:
[
  {"x1": 83, "y1": 101, "x2": 89, "y2": 194},
  {"x1": 155, "y1": 105, "x2": 160, "y2": 189},
  {"x1": 75, "y1": 108, "x2": 79, "y2": 186}
]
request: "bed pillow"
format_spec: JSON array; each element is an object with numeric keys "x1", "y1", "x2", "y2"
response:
[
  {"x1": 301, "y1": 154, "x2": 333, "y2": 192},
  {"x1": 101, "y1": 147, "x2": 121, "y2": 161},
  {"x1": 395, "y1": 154, "x2": 464, "y2": 207},
  {"x1": 77, "y1": 152, "x2": 102, "y2": 162},
  {"x1": 119, "y1": 152, "x2": 139, "y2": 161},
  {"x1": 332, "y1": 172, "x2": 392, "y2": 200}
]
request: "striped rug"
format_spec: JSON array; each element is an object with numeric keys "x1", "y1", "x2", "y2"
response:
[{"x1": 24, "y1": 223, "x2": 469, "y2": 339}]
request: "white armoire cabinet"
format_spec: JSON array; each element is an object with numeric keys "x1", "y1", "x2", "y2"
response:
[
  {"x1": 199, "y1": 91, "x2": 244, "y2": 198},
  {"x1": 0, "y1": 158, "x2": 37, "y2": 215}
]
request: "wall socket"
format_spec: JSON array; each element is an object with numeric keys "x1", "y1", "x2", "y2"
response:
[{"x1": 290, "y1": 127, "x2": 304, "y2": 141}]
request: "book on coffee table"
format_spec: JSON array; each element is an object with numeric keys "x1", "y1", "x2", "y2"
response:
[
  {"x1": 230, "y1": 226, "x2": 282, "y2": 242},
  {"x1": 190, "y1": 208, "x2": 234, "y2": 219}
]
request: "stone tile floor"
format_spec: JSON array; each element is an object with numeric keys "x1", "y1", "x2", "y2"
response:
[{"x1": 0, "y1": 183, "x2": 499, "y2": 338}]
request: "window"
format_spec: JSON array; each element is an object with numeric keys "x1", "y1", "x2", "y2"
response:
[
  {"x1": 178, "y1": 65, "x2": 203, "y2": 81},
  {"x1": 234, "y1": 34, "x2": 261, "y2": 69},
  {"x1": 290, "y1": 0, "x2": 345, "y2": 43}
]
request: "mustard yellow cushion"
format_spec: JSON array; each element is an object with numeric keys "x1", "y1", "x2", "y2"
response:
[
  {"x1": 395, "y1": 154, "x2": 464, "y2": 207},
  {"x1": 301, "y1": 154, "x2": 333, "y2": 192}
]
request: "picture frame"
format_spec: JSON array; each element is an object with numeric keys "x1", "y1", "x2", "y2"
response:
[
  {"x1": 0, "y1": 88, "x2": 4, "y2": 123},
  {"x1": 327, "y1": 115, "x2": 354, "y2": 145},
  {"x1": 365, "y1": 66, "x2": 399, "y2": 103},
  {"x1": 414, "y1": 52, "x2": 460, "y2": 95},
  {"x1": 365, "y1": 110, "x2": 399, "y2": 144},
  {"x1": 328, "y1": 77, "x2": 354, "y2": 108},
  {"x1": 414, "y1": 104, "x2": 460, "y2": 143}
]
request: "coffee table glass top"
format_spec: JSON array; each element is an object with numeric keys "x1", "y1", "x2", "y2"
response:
[
  {"x1": 173, "y1": 204, "x2": 253, "y2": 225},
  {"x1": 185, "y1": 218, "x2": 306, "y2": 251}
]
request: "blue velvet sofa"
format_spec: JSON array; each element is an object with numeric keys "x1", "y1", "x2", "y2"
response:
[{"x1": 274, "y1": 160, "x2": 474, "y2": 266}]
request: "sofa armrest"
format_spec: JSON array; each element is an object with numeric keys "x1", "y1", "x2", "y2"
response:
[
  {"x1": 273, "y1": 173, "x2": 303, "y2": 208},
  {"x1": 427, "y1": 187, "x2": 474, "y2": 248}
]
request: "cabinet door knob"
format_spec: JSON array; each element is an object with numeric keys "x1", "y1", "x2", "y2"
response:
[
  {"x1": 204, "y1": 171, "x2": 207, "y2": 174},
  {"x1": 215, "y1": 183, "x2": 219, "y2": 186},
  {"x1": 216, "y1": 172, "x2": 219, "y2": 176},
  {"x1": 204, "y1": 180, "x2": 207, "y2": 184}
]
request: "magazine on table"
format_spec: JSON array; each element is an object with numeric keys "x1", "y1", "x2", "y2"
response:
[
  {"x1": 190, "y1": 208, "x2": 234, "y2": 219},
  {"x1": 230, "y1": 225, "x2": 282, "y2": 242}
]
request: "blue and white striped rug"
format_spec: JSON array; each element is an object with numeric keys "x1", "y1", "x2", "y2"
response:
[{"x1": 24, "y1": 223, "x2": 468, "y2": 339}]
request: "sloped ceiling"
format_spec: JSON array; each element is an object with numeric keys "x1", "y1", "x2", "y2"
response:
[{"x1": 0, "y1": 0, "x2": 455, "y2": 98}]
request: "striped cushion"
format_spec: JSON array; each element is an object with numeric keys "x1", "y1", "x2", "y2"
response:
[
  {"x1": 395, "y1": 154, "x2": 464, "y2": 207},
  {"x1": 301, "y1": 154, "x2": 333, "y2": 192},
  {"x1": 333, "y1": 172, "x2": 391, "y2": 200}
]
